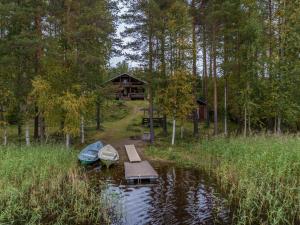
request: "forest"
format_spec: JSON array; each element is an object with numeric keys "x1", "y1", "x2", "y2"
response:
[
  {"x1": 0, "y1": 0, "x2": 299, "y2": 144},
  {"x1": 0, "y1": 0, "x2": 299, "y2": 225}
]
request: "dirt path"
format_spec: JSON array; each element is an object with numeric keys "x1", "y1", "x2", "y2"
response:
[{"x1": 90, "y1": 101, "x2": 148, "y2": 162}]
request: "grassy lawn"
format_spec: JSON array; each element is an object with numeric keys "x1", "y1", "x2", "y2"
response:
[
  {"x1": 146, "y1": 136, "x2": 300, "y2": 225},
  {"x1": 0, "y1": 145, "x2": 115, "y2": 225},
  {"x1": 87, "y1": 100, "x2": 148, "y2": 143}
]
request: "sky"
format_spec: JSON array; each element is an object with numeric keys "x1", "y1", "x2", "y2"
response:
[{"x1": 109, "y1": 3, "x2": 136, "y2": 68}]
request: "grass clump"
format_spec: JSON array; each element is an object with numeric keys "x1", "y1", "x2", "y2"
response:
[
  {"x1": 147, "y1": 136, "x2": 300, "y2": 225},
  {"x1": 0, "y1": 145, "x2": 114, "y2": 225}
]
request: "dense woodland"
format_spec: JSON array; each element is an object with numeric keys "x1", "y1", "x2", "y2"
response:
[{"x1": 0, "y1": 0, "x2": 299, "y2": 146}]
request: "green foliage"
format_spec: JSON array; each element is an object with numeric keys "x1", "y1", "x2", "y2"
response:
[
  {"x1": 159, "y1": 69, "x2": 196, "y2": 122},
  {"x1": 0, "y1": 0, "x2": 115, "y2": 142}
]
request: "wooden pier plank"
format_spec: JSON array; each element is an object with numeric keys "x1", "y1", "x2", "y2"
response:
[
  {"x1": 125, "y1": 145, "x2": 141, "y2": 162},
  {"x1": 125, "y1": 161, "x2": 158, "y2": 182}
]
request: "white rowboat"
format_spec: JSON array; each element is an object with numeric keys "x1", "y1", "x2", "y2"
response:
[{"x1": 98, "y1": 144, "x2": 119, "y2": 168}]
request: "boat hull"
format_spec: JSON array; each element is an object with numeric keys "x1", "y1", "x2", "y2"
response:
[
  {"x1": 78, "y1": 141, "x2": 104, "y2": 166},
  {"x1": 98, "y1": 144, "x2": 119, "y2": 168},
  {"x1": 100, "y1": 159, "x2": 117, "y2": 168},
  {"x1": 79, "y1": 159, "x2": 99, "y2": 165}
]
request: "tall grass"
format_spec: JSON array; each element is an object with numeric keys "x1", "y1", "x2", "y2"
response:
[
  {"x1": 147, "y1": 136, "x2": 300, "y2": 225},
  {"x1": 0, "y1": 145, "x2": 115, "y2": 225}
]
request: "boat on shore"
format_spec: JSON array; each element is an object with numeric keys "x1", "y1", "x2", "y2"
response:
[
  {"x1": 78, "y1": 141, "x2": 104, "y2": 165},
  {"x1": 98, "y1": 144, "x2": 119, "y2": 168}
]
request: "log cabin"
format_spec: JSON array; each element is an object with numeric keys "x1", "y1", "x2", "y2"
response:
[{"x1": 106, "y1": 73, "x2": 147, "y2": 100}]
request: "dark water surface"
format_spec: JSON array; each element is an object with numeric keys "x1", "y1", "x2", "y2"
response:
[{"x1": 87, "y1": 162, "x2": 231, "y2": 225}]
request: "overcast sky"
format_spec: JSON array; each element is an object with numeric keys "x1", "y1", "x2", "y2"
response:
[{"x1": 109, "y1": 3, "x2": 136, "y2": 68}]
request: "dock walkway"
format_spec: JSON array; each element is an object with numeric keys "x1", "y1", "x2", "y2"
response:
[
  {"x1": 124, "y1": 144, "x2": 158, "y2": 183},
  {"x1": 124, "y1": 161, "x2": 158, "y2": 183},
  {"x1": 125, "y1": 144, "x2": 141, "y2": 162}
]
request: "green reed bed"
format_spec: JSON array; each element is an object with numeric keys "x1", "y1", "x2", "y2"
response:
[
  {"x1": 147, "y1": 136, "x2": 300, "y2": 225},
  {"x1": 0, "y1": 145, "x2": 114, "y2": 225}
]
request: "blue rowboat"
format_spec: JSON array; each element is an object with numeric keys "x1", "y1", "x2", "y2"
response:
[{"x1": 78, "y1": 141, "x2": 104, "y2": 165}]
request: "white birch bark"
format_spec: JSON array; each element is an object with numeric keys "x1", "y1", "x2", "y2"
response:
[
  {"x1": 3, "y1": 127, "x2": 7, "y2": 146},
  {"x1": 277, "y1": 116, "x2": 281, "y2": 135},
  {"x1": 25, "y1": 124, "x2": 30, "y2": 146},
  {"x1": 66, "y1": 133, "x2": 70, "y2": 149},
  {"x1": 172, "y1": 118, "x2": 176, "y2": 145}
]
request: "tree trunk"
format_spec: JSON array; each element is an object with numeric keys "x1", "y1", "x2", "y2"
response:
[
  {"x1": 244, "y1": 106, "x2": 247, "y2": 137},
  {"x1": 39, "y1": 116, "x2": 45, "y2": 142},
  {"x1": 248, "y1": 114, "x2": 251, "y2": 135},
  {"x1": 3, "y1": 127, "x2": 7, "y2": 146},
  {"x1": 34, "y1": 7, "x2": 42, "y2": 141},
  {"x1": 25, "y1": 123, "x2": 30, "y2": 146},
  {"x1": 274, "y1": 116, "x2": 277, "y2": 134},
  {"x1": 160, "y1": 23, "x2": 168, "y2": 136},
  {"x1": 66, "y1": 133, "x2": 70, "y2": 149},
  {"x1": 180, "y1": 126, "x2": 184, "y2": 139},
  {"x1": 148, "y1": 16, "x2": 155, "y2": 144},
  {"x1": 172, "y1": 118, "x2": 176, "y2": 145},
  {"x1": 203, "y1": 24, "x2": 209, "y2": 127},
  {"x1": 191, "y1": 0, "x2": 199, "y2": 138},
  {"x1": 96, "y1": 102, "x2": 101, "y2": 130},
  {"x1": 17, "y1": 122, "x2": 22, "y2": 144},
  {"x1": 34, "y1": 107, "x2": 39, "y2": 140},
  {"x1": 224, "y1": 36, "x2": 228, "y2": 136},
  {"x1": 212, "y1": 26, "x2": 218, "y2": 136},
  {"x1": 163, "y1": 115, "x2": 168, "y2": 136},
  {"x1": 81, "y1": 116, "x2": 85, "y2": 144},
  {"x1": 224, "y1": 78, "x2": 228, "y2": 136},
  {"x1": 277, "y1": 116, "x2": 281, "y2": 135}
]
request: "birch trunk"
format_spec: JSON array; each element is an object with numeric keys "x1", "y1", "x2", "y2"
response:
[
  {"x1": 172, "y1": 118, "x2": 176, "y2": 145},
  {"x1": 3, "y1": 127, "x2": 7, "y2": 146},
  {"x1": 277, "y1": 116, "x2": 281, "y2": 135},
  {"x1": 81, "y1": 117, "x2": 85, "y2": 144},
  {"x1": 25, "y1": 124, "x2": 30, "y2": 146},
  {"x1": 180, "y1": 126, "x2": 184, "y2": 139},
  {"x1": 66, "y1": 134, "x2": 70, "y2": 149}
]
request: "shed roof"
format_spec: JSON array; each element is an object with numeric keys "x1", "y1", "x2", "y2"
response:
[{"x1": 197, "y1": 97, "x2": 207, "y2": 105}]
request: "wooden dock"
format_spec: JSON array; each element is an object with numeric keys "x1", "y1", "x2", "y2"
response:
[
  {"x1": 124, "y1": 161, "x2": 159, "y2": 183},
  {"x1": 125, "y1": 145, "x2": 141, "y2": 162}
]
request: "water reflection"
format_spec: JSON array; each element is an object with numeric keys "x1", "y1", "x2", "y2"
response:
[{"x1": 88, "y1": 162, "x2": 230, "y2": 225}]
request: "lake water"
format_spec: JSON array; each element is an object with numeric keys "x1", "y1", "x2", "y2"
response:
[{"x1": 86, "y1": 161, "x2": 231, "y2": 225}]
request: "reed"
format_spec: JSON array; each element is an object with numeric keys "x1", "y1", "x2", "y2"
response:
[
  {"x1": 147, "y1": 135, "x2": 300, "y2": 225},
  {"x1": 0, "y1": 145, "x2": 115, "y2": 225}
]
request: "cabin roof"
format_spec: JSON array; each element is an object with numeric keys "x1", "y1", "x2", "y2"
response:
[{"x1": 105, "y1": 73, "x2": 147, "y2": 84}]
